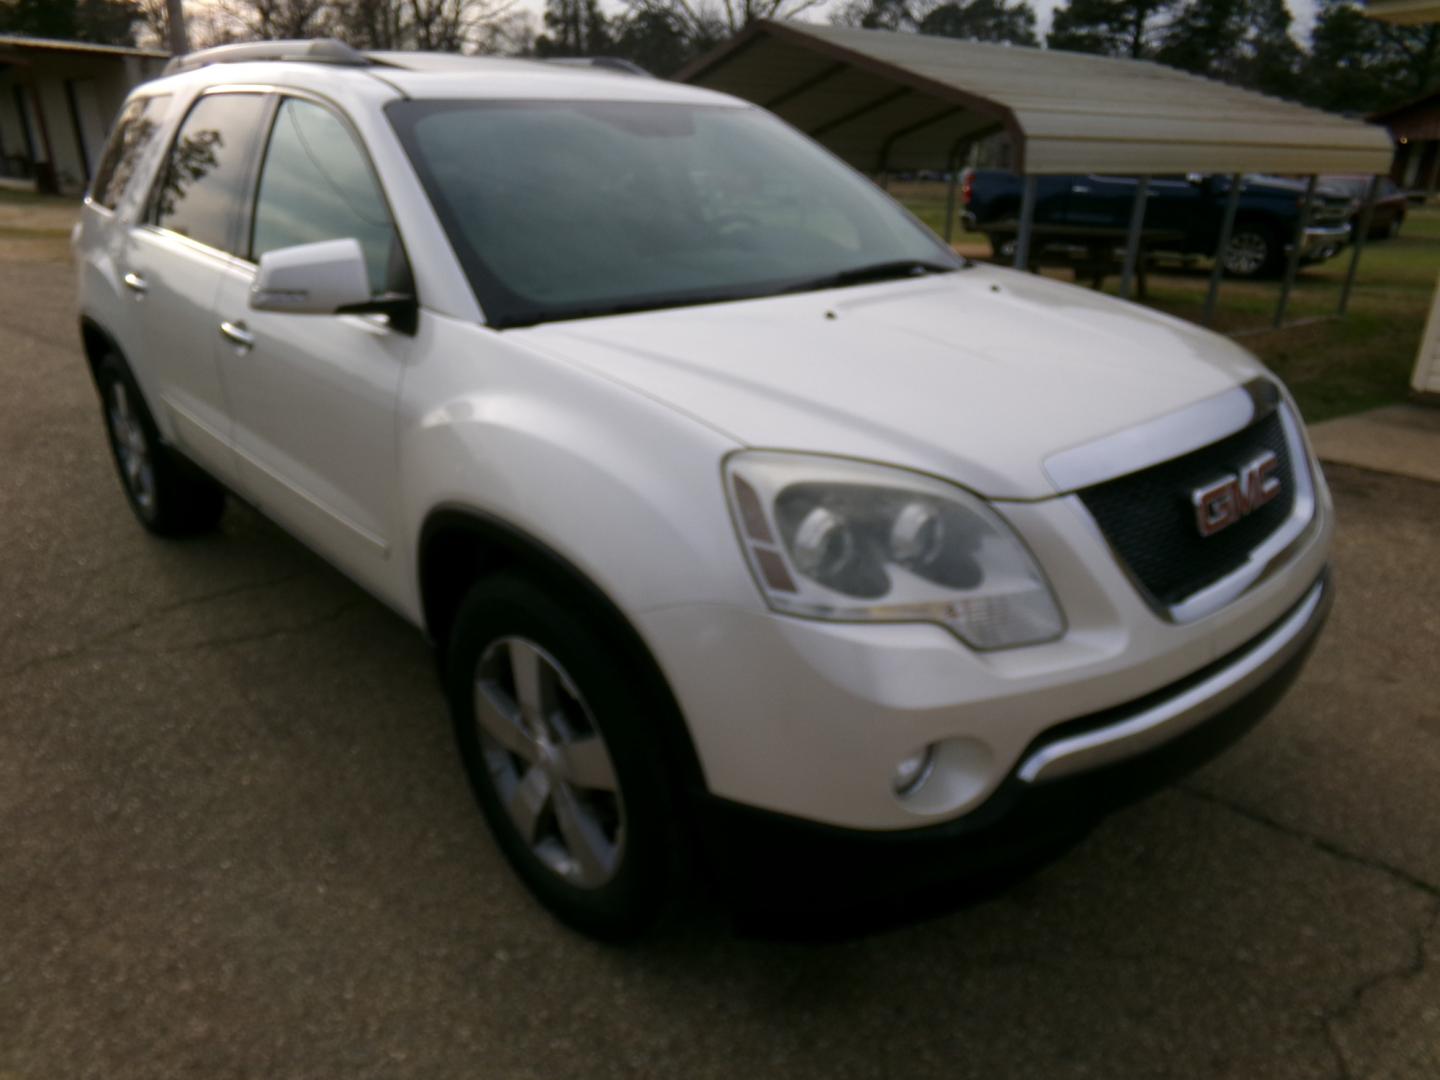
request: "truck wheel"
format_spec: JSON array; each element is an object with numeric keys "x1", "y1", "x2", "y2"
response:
[
  {"x1": 445, "y1": 574, "x2": 675, "y2": 940},
  {"x1": 1221, "y1": 226, "x2": 1281, "y2": 279},
  {"x1": 989, "y1": 234, "x2": 1016, "y2": 262},
  {"x1": 97, "y1": 352, "x2": 225, "y2": 536}
]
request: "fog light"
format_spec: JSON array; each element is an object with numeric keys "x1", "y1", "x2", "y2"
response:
[{"x1": 892, "y1": 745, "x2": 935, "y2": 796}]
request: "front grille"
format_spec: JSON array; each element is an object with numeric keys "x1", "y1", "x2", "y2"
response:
[{"x1": 1078, "y1": 412, "x2": 1296, "y2": 606}]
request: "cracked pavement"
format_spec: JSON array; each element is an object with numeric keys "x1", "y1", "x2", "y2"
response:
[{"x1": 3, "y1": 247, "x2": 1439, "y2": 1080}]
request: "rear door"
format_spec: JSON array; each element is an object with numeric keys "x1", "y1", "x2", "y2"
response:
[
  {"x1": 210, "y1": 93, "x2": 413, "y2": 604},
  {"x1": 123, "y1": 90, "x2": 272, "y2": 484}
]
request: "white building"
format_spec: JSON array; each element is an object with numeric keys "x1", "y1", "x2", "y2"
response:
[{"x1": 0, "y1": 35, "x2": 167, "y2": 196}]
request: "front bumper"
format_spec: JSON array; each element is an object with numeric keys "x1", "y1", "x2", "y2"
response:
[
  {"x1": 693, "y1": 569, "x2": 1331, "y2": 910},
  {"x1": 635, "y1": 465, "x2": 1332, "y2": 832},
  {"x1": 1299, "y1": 223, "x2": 1351, "y2": 262}
]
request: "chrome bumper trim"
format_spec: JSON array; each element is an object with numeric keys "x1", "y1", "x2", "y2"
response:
[{"x1": 1017, "y1": 575, "x2": 1328, "y2": 785}]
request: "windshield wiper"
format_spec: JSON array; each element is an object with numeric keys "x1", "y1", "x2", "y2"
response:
[
  {"x1": 777, "y1": 259, "x2": 960, "y2": 296},
  {"x1": 492, "y1": 260, "x2": 964, "y2": 329}
]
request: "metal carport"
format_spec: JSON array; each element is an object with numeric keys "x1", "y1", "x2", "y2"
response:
[{"x1": 678, "y1": 22, "x2": 1396, "y2": 326}]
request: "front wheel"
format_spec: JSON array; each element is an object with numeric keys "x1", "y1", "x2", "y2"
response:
[{"x1": 445, "y1": 575, "x2": 676, "y2": 939}]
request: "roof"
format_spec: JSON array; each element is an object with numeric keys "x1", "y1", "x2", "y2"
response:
[
  {"x1": 1363, "y1": 0, "x2": 1440, "y2": 23},
  {"x1": 678, "y1": 21, "x2": 1395, "y2": 175},
  {"x1": 0, "y1": 33, "x2": 167, "y2": 60},
  {"x1": 159, "y1": 39, "x2": 697, "y2": 102},
  {"x1": 369, "y1": 62, "x2": 728, "y2": 104},
  {"x1": 1370, "y1": 88, "x2": 1440, "y2": 142},
  {"x1": 148, "y1": 46, "x2": 728, "y2": 108}
]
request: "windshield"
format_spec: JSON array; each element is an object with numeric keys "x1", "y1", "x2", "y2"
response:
[
  {"x1": 387, "y1": 99, "x2": 961, "y2": 328},
  {"x1": 1320, "y1": 177, "x2": 1367, "y2": 198}
]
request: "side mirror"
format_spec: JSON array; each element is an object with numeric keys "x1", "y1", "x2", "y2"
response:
[
  {"x1": 250, "y1": 237, "x2": 417, "y2": 333},
  {"x1": 251, "y1": 238, "x2": 372, "y2": 315}
]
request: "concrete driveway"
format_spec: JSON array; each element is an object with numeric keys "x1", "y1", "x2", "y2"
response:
[{"x1": 2, "y1": 233, "x2": 1438, "y2": 1080}]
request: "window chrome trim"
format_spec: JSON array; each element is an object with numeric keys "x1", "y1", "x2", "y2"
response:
[{"x1": 1017, "y1": 573, "x2": 1329, "y2": 784}]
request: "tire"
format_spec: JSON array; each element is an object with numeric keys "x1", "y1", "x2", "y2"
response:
[
  {"x1": 96, "y1": 352, "x2": 225, "y2": 536},
  {"x1": 1220, "y1": 224, "x2": 1283, "y2": 279},
  {"x1": 444, "y1": 574, "x2": 676, "y2": 940}
]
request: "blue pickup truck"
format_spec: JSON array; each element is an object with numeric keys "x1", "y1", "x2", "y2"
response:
[{"x1": 960, "y1": 170, "x2": 1353, "y2": 279}]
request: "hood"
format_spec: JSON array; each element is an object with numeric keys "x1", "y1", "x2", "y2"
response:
[{"x1": 515, "y1": 265, "x2": 1268, "y2": 500}]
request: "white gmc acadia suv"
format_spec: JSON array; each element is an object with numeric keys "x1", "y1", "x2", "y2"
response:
[{"x1": 75, "y1": 39, "x2": 1333, "y2": 938}]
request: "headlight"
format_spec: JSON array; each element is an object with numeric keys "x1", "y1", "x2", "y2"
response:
[{"x1": 724, "y1": 452, "x2": 1064, "y2": 650}]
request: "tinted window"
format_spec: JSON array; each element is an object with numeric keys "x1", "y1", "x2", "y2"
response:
[
  {"x1": 389, "y1": 100, "x2": 954, "y2": 328},
  {"x1": 153, "y1": 92, "x2": 268, "y2": 253},
  {"x1": 90, "y1": 94, "x2": 170, "y2": 210},
  {"x1": 251, "y1": 98, "x2": 398, "y2": 293}
]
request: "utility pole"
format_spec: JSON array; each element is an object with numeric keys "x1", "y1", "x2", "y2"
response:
[{"x1": 165, "y1": 0, "x2": 189, "y2": 55}]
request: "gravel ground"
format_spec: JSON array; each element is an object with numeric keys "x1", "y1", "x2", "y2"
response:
[{"x1": 1, "y1": 232, "x2": 1437, "y2": 1080}]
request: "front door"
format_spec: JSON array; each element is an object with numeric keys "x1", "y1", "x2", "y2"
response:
[{"x1": 212, "y1": 94, "x2": 413, "y2": 606}]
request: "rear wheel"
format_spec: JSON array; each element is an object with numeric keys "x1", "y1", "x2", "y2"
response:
[
  {"x1": 96, "y1": 353, "x2": 225, "y2": 536},
  {"x1": 445, "y1": 574, "x2": 675, "y2": 939}
]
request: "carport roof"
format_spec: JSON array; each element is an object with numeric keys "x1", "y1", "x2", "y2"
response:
[
  {"x1": 677, "y1": 21, "x2": 1394, "y2": 175},
  {"x1": 0, "y1": 33, "x2": 167, "y2": 59}
]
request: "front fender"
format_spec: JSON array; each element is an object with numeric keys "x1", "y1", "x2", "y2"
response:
[{"x1": 398, "y1": 313, "x2": 757, "y2": 623}]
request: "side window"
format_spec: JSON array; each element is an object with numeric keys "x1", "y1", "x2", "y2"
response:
[
  {"x1": 90, "y1": 95, "x2": 170, "y2": 210},
  {"x1": 152, "y1": 92, "x2": 268, "y2": 254},
  {"x1": 251, "y1": 98, "x2": 399, "y2": 294}
]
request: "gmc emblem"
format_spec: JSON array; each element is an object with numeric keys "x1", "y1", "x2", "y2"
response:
[{"x1": 1191, "y1": 451, "x2": 1282, "y2": 537}]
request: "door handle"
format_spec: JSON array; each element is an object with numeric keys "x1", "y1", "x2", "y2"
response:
[
  {"x1": 122, "y1": 271, "x2": 147, "y2": 295},
  {"x1": 219, "y1": 320, "x2": 255, "y2": 349},
  {"x1": 1071, "y1": 185, "x2": 1092, "y2": 194}
]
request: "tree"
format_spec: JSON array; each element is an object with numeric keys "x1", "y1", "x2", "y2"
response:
[
  {"x1": 0, "y1": 0, "x2": 142, "y2": 45},
  {"x1": 327, "y1": 0, "x2": 519, "y2": 51},
  {"x1": 1303, "y1": 0, "x2": 1440, "y2": 112},
  {"x1": 919, "y1": 0, "x2": 1038, "y2": 45},
  {"x1": 220, "y1": 0, "x2": 333, "y2": 39},
  {"x1": 1047, "y1": 0, "x2": 1173, "y2": 58},
  {"x1": 533, "y1": 0, "x2": 610, "y2": 55},
  {"x1": 1154, "y1": 0, "x2": 1302, "y2": 97},
  {"x1": 833, "y1": 0, "x2": 1037, "y2": 45},
  {"x1": 830, "y1": 0, "x2": 916, "y2": 30},
  {"x1": 608, "y1": 6, "x2": 715, "y2": 74}
]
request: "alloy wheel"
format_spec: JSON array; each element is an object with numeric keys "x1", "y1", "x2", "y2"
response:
[
  {"x1": 473, "y1": 637, "x2": 624, "y2": 889},
  {"x1": 108, "y1": 381, "x2": 156, "y2": 513},
  {"x1": 1222, "y1": 231, "x2": 1269, "y2": 276}
]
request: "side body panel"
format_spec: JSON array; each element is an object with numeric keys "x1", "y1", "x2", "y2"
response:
[{"x1": 214, "y1": 263, "x2": 413, "y2": 612}]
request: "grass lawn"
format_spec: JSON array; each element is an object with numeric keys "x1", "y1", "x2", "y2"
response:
[{"x1": 893, "y1": 180, "x2": 1440, "y2": 422}]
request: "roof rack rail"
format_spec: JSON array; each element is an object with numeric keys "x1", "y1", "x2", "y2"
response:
[
  {"x1": 543, "y1": 57, "x2": 653, "y2": 77},
  {"x1": 163, "y1": 38, "x2": 370, "y2": 76}
]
